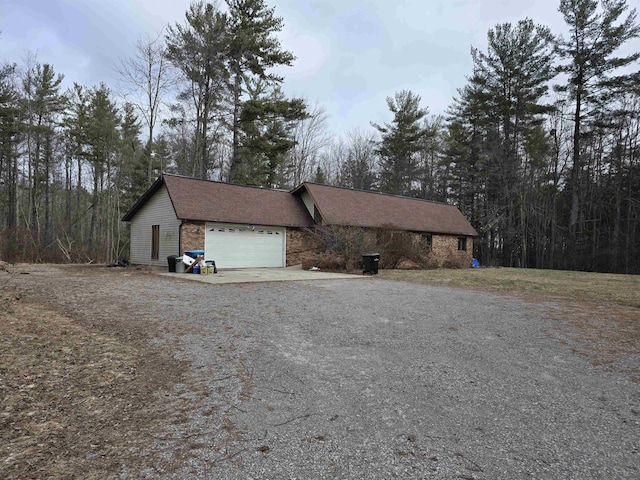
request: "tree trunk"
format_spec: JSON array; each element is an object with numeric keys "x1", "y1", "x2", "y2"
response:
[{"x1": 229, "y1": 70, "x2": 242, "y2": 183}]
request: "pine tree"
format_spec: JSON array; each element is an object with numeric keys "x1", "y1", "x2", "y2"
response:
[
  {"x1": 236, "y1": 82, "x2": 306, "y2": 187},
  {"x1": 373, "y1": 90, "x2": 428, "y2": 196},
  {"x1": 166, "y1": 1, "x2": 228, "y2": 179},
  {"x1": 118, "y1": 102, "x2": 146, "y2": 210},
  {"x1": 0, "y1": 63, "x2": 21, "y2": 256},
  {"x1": 464, "y1": 19, "x2": 555, "y2": 266},
  {"x1": 22, "y1": 63, "x2": 65, "y2": 247},
  {"x1": 556, "y1": 0, "x2": 639, "y2": 247},
  {"x1": 226, "y1": 0, "x2": 295, "y2": 183},
  {"x1": 85, "y1": 84, "x2": 120, "y2": 252}
]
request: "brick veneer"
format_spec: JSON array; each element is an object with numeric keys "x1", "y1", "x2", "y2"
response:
[
  {"x1": 286, "y1": 229, "x2": 323, "y2": 267},
  {"x1": 180, "y1": 222, "x2": 205, "y2": 255},
  {"x1": 179, "y1": 221, "x2": 473, "y2": 268},
  {"x1": 426, "y1": 234, "x2": 473, "y2": 268}
]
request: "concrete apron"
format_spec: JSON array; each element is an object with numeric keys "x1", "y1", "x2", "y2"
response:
[{"x1": 159, "y1": 265, "x2": 366, "y2": 285}]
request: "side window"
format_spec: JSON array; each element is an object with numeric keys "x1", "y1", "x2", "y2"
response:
[
  {"x1": 151, "y1": 225, "x2": 160, "y2": 260},
  {"x1": 458, "y1": 236, "x2": 467, "y2": 252},
  {"x1": 423, "y1": 234, "x2": 432, "y2": 249}
]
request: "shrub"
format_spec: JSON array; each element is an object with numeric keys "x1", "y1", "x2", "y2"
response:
[{"x1": 313, "y1": 225, "x2": 434, "y2": 271}]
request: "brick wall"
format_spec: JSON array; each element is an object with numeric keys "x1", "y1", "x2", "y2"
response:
[
  {"x1": 286, "y1": 229, "x2": 323, "y2": 267},
  {"x1": 179, "y1": 222, "x2": 473, "y2": 269},
  {"x1": 180, "y1": 222, "x2": 205, "y2": 254},
  {"x1": 426, "y1": 234, "x2": 473, "y2": 268}
]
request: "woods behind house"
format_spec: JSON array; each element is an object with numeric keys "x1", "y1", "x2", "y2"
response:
[{"x1": 0, "y1": 0, "x2": 639, "y2": 273}]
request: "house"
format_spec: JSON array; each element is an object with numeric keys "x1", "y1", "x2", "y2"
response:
[{"x1": 121, "y1": 174, "x2": 478, "y2": 269}]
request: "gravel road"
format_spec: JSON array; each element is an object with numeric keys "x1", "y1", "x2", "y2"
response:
[{"x1": 10, "y1": 267, "x2": 640, "y2": 479}]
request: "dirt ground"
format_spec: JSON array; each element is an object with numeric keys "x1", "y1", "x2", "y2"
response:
[
  {"x1": 1, "y1": 264, "x2": 638, "y2": 479},
  {"x1": 0, "y1": 264, "x2": 194, "y2": 479}
]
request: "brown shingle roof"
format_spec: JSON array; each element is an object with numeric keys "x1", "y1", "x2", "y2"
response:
[
  {"x1": 123, "y1": 175, "x2": 476, "y2": 236},
  {"x1": 295, "y1": 183, "x2": 478, "y2": 236},
  {"x1": 123, "y1": 175, "x2": 314, "y2": 227}
]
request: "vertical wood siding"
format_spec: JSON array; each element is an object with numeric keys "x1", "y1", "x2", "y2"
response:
[{"x1": 128, "y1": 186, "x2": 181, "y2": 266}]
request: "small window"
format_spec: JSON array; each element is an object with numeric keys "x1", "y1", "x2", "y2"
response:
[
  {"x1": 229, "y1": 228, "x2": 235, "y2": 232},
  {"x1": 258, "y1": 230, "x2": 264, "y2": 234},
  {"x1": 151, "y1": 225, "x2": 160, "y2": 260},
  {"x1": 267, "y1": 231, "x2": 273, "y2": 234},
  {"x1": 218, "y1": 228, "x2": 225, "y2": 232},
  {"x1": 458, "y1": 237, "x2": 467, "y2": 251}
]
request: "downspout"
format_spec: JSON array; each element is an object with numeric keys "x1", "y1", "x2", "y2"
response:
[{"x1": 179, "y1": 219, "x2": 185, "y2": 256}]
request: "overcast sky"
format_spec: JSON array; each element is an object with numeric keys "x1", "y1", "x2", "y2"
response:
[{"x1": 1, "y1": 0, "x2": 579, "y2": 136}]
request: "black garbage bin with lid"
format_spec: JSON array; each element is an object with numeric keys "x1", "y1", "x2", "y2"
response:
[
  {"x1": 362, "y1": 253, "x2": 380, "y2": 275},
  {"x1": 167, "y1": 255, "x2": 178, "y2": 272}
]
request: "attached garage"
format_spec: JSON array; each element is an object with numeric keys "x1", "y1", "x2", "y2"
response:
[
  {"x1": 122, "y1": 175, "x2": 314, "y2": 268},
  {"x1": 205, "y1": 223, "x2": 285, "y2": 268}
]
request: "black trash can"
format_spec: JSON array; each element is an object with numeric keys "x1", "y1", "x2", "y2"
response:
[
  {"x1": 167, "y1": 255, "x2": 178, "y2": 272},
  {"x1": 362, "y1": 253, "x2": 380, "y2": 275}
]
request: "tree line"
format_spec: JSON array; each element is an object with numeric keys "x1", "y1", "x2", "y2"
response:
[{"x1": 0, "y1": 0, "x2": 639, "y2": 273}]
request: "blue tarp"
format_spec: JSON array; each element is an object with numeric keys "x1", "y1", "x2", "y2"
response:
[
  {"x1": 184, "y1": 249, "x2": 205, "y2": 259},
  {"x1": 472, "y1": 257, "x2": 480, "y2": 268}
]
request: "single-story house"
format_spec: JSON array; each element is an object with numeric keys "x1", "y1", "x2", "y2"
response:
[{"x1": 121, "y1": 174, "x2": 478, "y2": 269}]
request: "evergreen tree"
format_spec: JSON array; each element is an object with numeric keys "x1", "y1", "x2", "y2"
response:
[
  {"x1": 373, "y1": 90, "x2": 428, "y2": 196},
  {"x1": 166, "y1": 1, "x2": 228, "y2": 179},
  {"x1": 84, "y1": 84, "x2": 120, "y2": 252},
  {"x1": 118, "y1": 102, "x2": 146, "y2": 210},
  {"x1": 556, "y1": 0, "x2": 639, "y2": 244},
  {"x1": 462, "y1": 19, "x2": 555, "y2": 266},
  {"x1": 416, "y1": 115, "x2": 447, "y2": 201},
  {"x1": 0, "y1": 63, "x2": 21, "y2": 247},
  {"x1": 236, "y1": 82, "x2": 306, "y2": 187},
  {"x1": 226, "y1": 0, "x2": 295, "y2": 183},
  {"x1": 22, "y1": 63, "x2": 65, "y2": 248}
]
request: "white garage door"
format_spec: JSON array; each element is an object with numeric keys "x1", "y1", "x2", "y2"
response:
[{"x1": 205, "y1": 223, "x2": 286, "y2": 268}]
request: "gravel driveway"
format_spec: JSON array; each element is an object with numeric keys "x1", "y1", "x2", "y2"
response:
[
  {"x1": 132, "y1": 273, "x2": 638, "y2": 479},
  {"x1": 9, "y1": 267, "x2": 640, "y2": 479}
]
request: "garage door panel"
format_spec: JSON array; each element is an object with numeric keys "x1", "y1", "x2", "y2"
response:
[{"x1": 205, "y1": 223, "x2": 285, "y2": 268}]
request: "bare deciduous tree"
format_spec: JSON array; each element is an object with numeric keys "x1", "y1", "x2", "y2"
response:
[
  {"x1": 116, "y1": 31, "x2": 173, "y2": 185},
  {"x1": 285, "y1": 102, "x2": 330, "y2": 186}
]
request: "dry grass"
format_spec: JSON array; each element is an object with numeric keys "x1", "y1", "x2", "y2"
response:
[{"x1": 378, "y1": 267, "x2": 640, "y2": 308}]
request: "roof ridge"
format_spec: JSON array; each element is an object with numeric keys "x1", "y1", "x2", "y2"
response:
[
  {"x1": 302, "y1": 181, "x2": 454, "y2": 207},
  {"x1": 164, "y1": 174, "x2": 290, "y2": 193}
]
